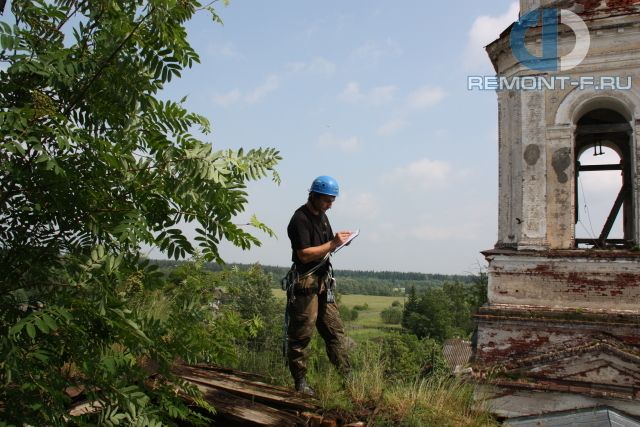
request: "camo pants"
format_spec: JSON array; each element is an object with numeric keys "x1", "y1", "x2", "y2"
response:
[{"x1": 287, "y1": 273, "x2": 350, "y2": 381}]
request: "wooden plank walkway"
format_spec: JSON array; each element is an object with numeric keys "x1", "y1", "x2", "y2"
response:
[{"x1": 173, "y1": 364, "x2": 364, "y2": 427}]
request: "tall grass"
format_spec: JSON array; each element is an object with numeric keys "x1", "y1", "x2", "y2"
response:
[
  {"x1": 303, "y1": 335, "x2": 497, "y2": 426},
  {"x1": 382, "y1": 377, "x2": 495, "y2": 427},
  {"x1": 234, "y1": 345, "x2": 290, "y2": 386},
  {"x1": 344, "y1": 343, "x2": 385, "y2": 407},
  {"x1": 231, "y1": 289, "x2": 497, "y2": 426}
]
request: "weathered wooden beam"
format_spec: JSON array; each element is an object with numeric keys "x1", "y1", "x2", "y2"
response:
[
  {"x1": 174, "y1": 364, "x2": 317, "y2": 413},
  {"x1": 578, "y1": 163, "x2": 622, "y2": 172},
  {"x1": 574, "y1": 238, "x2": 629, "y2": 246},
  {"x1": 192, "y1": 384, "x2": 307, "y2": 426},
  {"x1": 576, "y1": 123, "x2": 631, "y2": 135},
  {"x1": 599, "y1": 184, "x2": 626, "y2": 241}
]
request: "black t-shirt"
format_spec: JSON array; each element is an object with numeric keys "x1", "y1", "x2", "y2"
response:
[{"x1": 287, "y1": 204, "x2": 333, "y2": 276}]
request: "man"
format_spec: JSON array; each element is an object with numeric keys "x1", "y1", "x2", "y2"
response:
[{"x1": 286, "y1": 175, "x2": 352, "y2": 396}]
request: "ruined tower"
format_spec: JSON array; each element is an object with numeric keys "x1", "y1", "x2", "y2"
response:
[{"x1": 475, "y1": 0, "x2": 640, "y2": 417}]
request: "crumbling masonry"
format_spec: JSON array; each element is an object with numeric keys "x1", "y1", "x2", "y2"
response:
[{"x1": 474, "y1": 0, "x2": 640, "y2": 417}]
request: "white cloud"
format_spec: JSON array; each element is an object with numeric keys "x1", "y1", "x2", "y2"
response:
[
  {"x1": 409, "y1": 223, "x2": 480, "y2": 241},
  {"x1": 245, "y1": 75, "x2": 279, "y2": 104},
  {"x1": 577, "y1": 170, "x2": 623, "y2": 238},
  {"x1": 434, "y1": 129, "x2": 449, "y2": 139},
  {"x1": 316, "y1": 132, "x2": 361, "y2": 153},
  {"x1": 303, "y1": 19, "x2": 325, "y2": 39},
  {"x1": 464, "y1": 2, "x2": 519, "y2": 69},
  {"x1": 206, "y1": 42, "x2": 242, "y2": 59},
  {"x1": 339, "y1": 82, "x2": 397, "y2": 106},
  {"x1": 340, "y1": 192, "x2": 380, "y2": 221},
  {"x1": 213, "y1": 75, "x2": 280, "y2": 107},
  {"x1": 287, "y1": 57, "x2": 336, "y2": 76},
  {"x1": 377, "y1": 117, "x2": 408, "y2": 136},
  {"x1": 340, "y1": 82, "x2": 361, "y2": 103},
  {"x1": 373, "y1": 87, "x2": 445, "y2": 135},
  {"x1": 369, "y1": 86, "x2": 397, "y2": 105},
  {"x1": 213, "y1": 89, "x2": 241, "y2": 107},
  {"x1": 383, "y1": 158, "x2": 453, "y2": 191},
  {"x1": 580, "y1": 171, "x2": 621, "y2": 194},
  {"x1": 352, "y1": 39, "x2": 402, "y2": 63},
  {"x1": 406, "y1": 86, "x2": 446, "y2": 110},
  {"x1": 578, "y1": 149, "x2": 622, "y2": 192}
]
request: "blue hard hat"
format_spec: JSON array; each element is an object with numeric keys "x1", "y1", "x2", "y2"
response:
[{"x1": 309, "y1": 175, "x2": 339, "y2": 197}]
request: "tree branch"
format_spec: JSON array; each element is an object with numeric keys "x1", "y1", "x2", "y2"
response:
[
  {"x1": 64, "y1": 7, "x2": 153, "y2": 116},
  {"x1": 56, "y1": 0, "x2": 81, "y2": 32}
]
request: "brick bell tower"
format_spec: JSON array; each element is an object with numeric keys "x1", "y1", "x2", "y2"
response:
[{"x1": 474, "y1": 0, "x2": 640, "y2": 418}]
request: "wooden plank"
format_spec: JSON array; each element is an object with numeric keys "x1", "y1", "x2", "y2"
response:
[
  {"x1": 576, "y1": 123, "x2": 631, "y2": 135},
  {"x1": 191, "y1": 383, "x2": 306, "y2": 427},
  {"x1": 599, "y1": 184, "x2": 626, "y2": 241},
  {"x1": 179, "y1": 365, "x2": 300, "y2": 398},
  {"x1": 174, "y1": 365, "x2": 318, "y2": 413},
  {"x1": 575, "y1": 238, "x2": 628, "y2": 245},
  {"x1": 178, "y1": 372, "x2": 317, "y2": 413},
  {"x1": 578, "y1": 163, "x2": 622, "y2": 171}
]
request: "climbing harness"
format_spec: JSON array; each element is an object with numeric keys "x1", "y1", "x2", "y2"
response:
[{"x1": 281, "y1": 252, "x2": 335, "y2": 358}]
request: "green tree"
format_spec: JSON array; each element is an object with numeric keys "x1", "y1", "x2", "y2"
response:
[
  {"x1": 404, "y1": 288, "x2": 453, "y2": 342},
  {"x1": 380, "y1": 305, "x2": 402, "y2": 325},
  {"x1": 223, "y1": 265, "x2": 283, "y2": 351},
  {"x1": 443, "y1": 281, "x2": 473, "y2": 337},
  {"x1": 378, "y1": 333, "x2": 447, "y2": 380},
  {"x1": 402, "y1": 285, "x2": 418, "y2": 329},
  {"x1": 0, "y1": 0, "x2": 280, "y2": 424},
  {"x1": 470, "y1": 269, "x2": 488, "y2": 310}
]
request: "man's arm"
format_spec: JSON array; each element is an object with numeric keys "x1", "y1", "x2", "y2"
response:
[{"x1": 296, "y1": 231, "x2": 352, "y2": 264}]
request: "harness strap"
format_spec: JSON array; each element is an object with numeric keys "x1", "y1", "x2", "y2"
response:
[
  {"x1": 293, "y1": 286, "x2": 319, "y2": 296},
  {"x1": 298, "y1": 252, "x2": 330, "y2": 279}
]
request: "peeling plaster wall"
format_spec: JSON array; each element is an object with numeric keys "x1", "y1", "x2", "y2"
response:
[
  {"x1": 546, "y1": 126, "x2": 574, "y2": 248},
  {"x1": 478, "y1": 4, "x2": 640, "y2": 415},
  {"x1": 490, "y1": 8, "x2": 640, "y2": 250},
  {"x1": 497, "y1": 91, "x2": 524, "y2": 248},
  {"x1": 475, "y1": 317, "x2": 640, "y2": 363},
  {"x1": 477, "y1": 320, "x2": 593, "y2": 362},
  {"x1": 520, "y1": 91, "x2": 548, "y2": 249},
  {"x1": 520, "y1": 0, "x2": 640, "y2": 17},
  {"x1": 520, "y1": 0, "x2": 560, "y2": 14},
  {"x1": 479, "y1": 387, "x2": 640, "y2": 418},
  {"x1": 486, "y1": 252, "x2": 640, "y2": 309}
]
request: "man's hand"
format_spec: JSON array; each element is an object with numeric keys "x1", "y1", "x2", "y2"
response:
[
  {"x1": 298, "y1": 231, "x2": 354, "y2": 263},
  {"x1": 332, "y1": 231, "x2": 352, "y2": 250}
]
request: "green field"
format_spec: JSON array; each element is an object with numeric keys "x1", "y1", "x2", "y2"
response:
[{"x1": 273, "y1": 289, "x2": 403, "y2": 341}]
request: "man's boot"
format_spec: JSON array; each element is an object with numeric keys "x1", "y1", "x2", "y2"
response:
[{"x1": 294, "y1": 377, "x2": 316, "y2": 397}]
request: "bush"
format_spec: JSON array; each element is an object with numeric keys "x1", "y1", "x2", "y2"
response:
[
  {"x1": 339, "y1": 305, "x2": 359, "y2": 322},
  {"x1": 0, "y1": 0, "x2": 281, "y2": 423},
  {"x1": 379, "y1": 333, "x2": 447, "y2": 380},
  {"x1": 380, "y1": 306, "x2": 403, "y2": 324},
  {"x1": 219, "y1": 266, "x2": 289, "y2": 383},
  {"x1": 344, "y1": 334, "x2": 495, "y2": 426}
]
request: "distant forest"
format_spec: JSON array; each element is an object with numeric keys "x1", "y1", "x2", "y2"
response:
[{"x1": 152, "y1": 260, "x2": 478, "y2": 296}]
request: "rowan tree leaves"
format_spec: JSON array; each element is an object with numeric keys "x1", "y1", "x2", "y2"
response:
[{"x1": 0, "y1": 0, "x2": 280, "y2": 424}]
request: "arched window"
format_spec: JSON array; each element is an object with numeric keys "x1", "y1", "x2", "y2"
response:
[{"x1": 574, "y1": 109, "x2": 633, "y2": 248}]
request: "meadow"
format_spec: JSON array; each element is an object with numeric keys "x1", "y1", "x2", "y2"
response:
[
  {"x1": 269, "y1": 287, "x2": 496, "y2": 426},
  {"x1": 273, "y1": 289, "x2": 402, "y2": 341}
]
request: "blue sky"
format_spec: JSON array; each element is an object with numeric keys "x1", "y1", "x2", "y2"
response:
[
  {"x1": 2, "y1": 1, "x2": 625, "y2": 274},
  {"x1": 157, "y1": 1, "x2": 522, "y2": 274}
]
